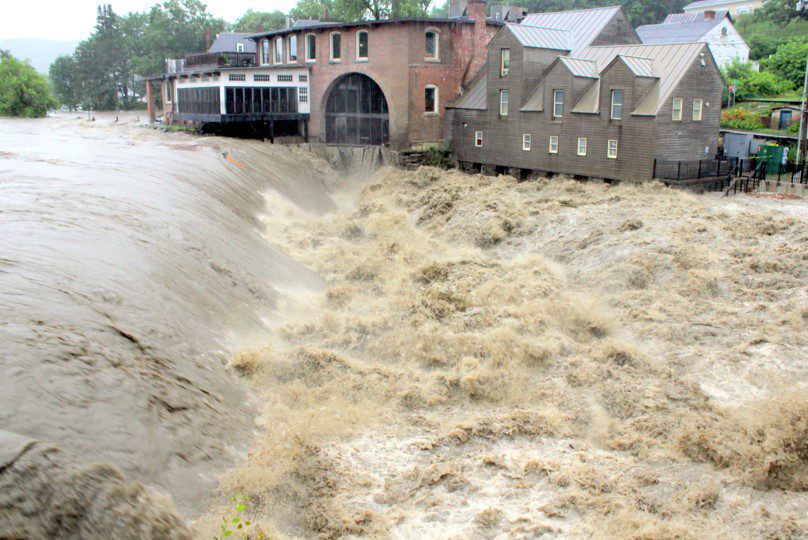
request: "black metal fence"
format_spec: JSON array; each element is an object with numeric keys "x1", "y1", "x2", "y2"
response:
[
  {"x1": 184, "y1": 52, "x2": 256, "y2": 69},
  {"x1": 654, "y1": 157, "x2": 769, "y2": 195},
  {"x1": 655, "y1": 156, "x2": 806, "y2": 185},
  {"x1": 764, "y1": 161, "x2": 807, "y2": 185}
]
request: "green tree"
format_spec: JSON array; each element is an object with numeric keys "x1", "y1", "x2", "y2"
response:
[
  {"x1": 763, "y1": 39, "x2": 808, "y2": 89},
  {"x1": 234, "y1": 9, "x2": 287, "y2": 32},
  {"x1": 756, "y1": 0, "x2": 808, "y2": 25},
  {"x1": 0, "y1": 54, "x2": 57, "y2": 117},
  {"x1": 290, "y1": 0, "x2": 430, "y2": 22},
  {"x1": 735, "y1": 9, "x2": 808, "y2": 60},
  {"x1": 49, "y1": 55, "x2": 81, "y2": 110},
  {"x1": 724, "y1": 59, "x2": 795, "y2": 100}
]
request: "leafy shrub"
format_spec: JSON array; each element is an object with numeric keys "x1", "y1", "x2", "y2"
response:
[
  {"x1": 0, "y1": 54, "x2": 57, "y2": 117},
  {"x1": 721, "y1": 108, "x2": 766, "y2": 130},
  {"x1": 788, "y1": 121, "x2": 800, "y2": 133},
  {"x1": 723, "y1": 60, "x2": 795, "y2": 100},
  {"x1": 762, "y1": 39, "x2": 808, "y2": 88}
]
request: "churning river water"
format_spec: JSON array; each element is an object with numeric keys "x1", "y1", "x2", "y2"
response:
[{"x1": 0, "y1": 114, "x2": 333, "y2": 514}]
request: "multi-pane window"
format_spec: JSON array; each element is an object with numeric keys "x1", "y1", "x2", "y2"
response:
[
  {"x1": 500, "y1": 89, "x2": 509, "y2": 116},
  {"x1": 425, "y1": 86, "x2": 438, "y2": 113},
  {"x1": 253, "y1": 74, "x2": 271, "y2": 82},
  {"x1": 425, "y1": 31, "x2": 439, "y2": 60},
  {"x1": 578, "y1": 138, "x2": 588, "y2": 156},
  {"x1": 277, "y1": 74, "x2": 294, "y2": 82},
  {"x1": 274, "y1": 38, "x2": 283, "y2": 64},
  {"x1": 611, "y1": 90, "x2": 623, "y2": 120},
  {"x1": 693, "y1": 99, "x2": 703, "y2": 121},
  {"x1": 228, "y1": 73, "x2": 246, "y2": 81},
  {"x1": 553, "y1": 89, "x2": 564, "y2": 118},
  {"x1": 260, "y1": 39, "x2": 270, "y2": 65},
  {"x1": 549, "y1": 135, "x2": 559, "y2": 154},
  {"x1": 522, "y1": 133, "x2": 531, "y2": 151},
  {"x1": 236, "y1": 43, "x2": 244, "y2": 53},
  {"x1": 305, "y1": 34, "x2": 316, "y2": 62},
  {"x1": 288, "y1": 35, "x2": 298, "y2": 62},
  {"x1": 672, "y1": 98, "x2": 683, "y2": 121},
  {"x1": 330, "y1": 33, "x2": 342, "y2": 61},
  {"x1": 475, "y1": 131, "x2": 483, "y2": 147},
  {"x1": 500, "y1": 49, "x2": 510, "y2": 77},
  {"x1": 608, "y1": 139, "x2": 619, "y2": 159},
  {"x1": 357, "y1": 31, "x2": 369, "y2": 60},
  {"x1": 299, "y1": 87, "x2": 309, "y2": 103}
]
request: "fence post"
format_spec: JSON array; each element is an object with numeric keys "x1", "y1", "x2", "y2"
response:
[
  {"x1": 697, "y1": 160, "x2": 702, "y2": 180},
  {"x1": 677, "y1": 162, "x2": 682, "y2": 181},
  {"x1": 652, "y1": 159, "x2": 657, "y2": 179}
]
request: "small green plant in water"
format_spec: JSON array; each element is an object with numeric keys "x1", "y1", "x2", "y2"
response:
[{"x1": 214, "y1": 494, "x2": 253, "y2": 539}]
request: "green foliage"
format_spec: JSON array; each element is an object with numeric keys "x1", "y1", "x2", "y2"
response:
[
  {"x1": 721, "y1": 107, "x2": 766, "y2": 130},
  {"x1": 290, "y1": 0, "x2": 430, "y2": 22},
  {"x1": 214, "y1": 494, "x2": 255, "y2": 540},
  {"x1": 762, "y1": 39, "x2": 808, "y2": 89},
  {"x1": 755, "y1": 0, "x2": 808, "y2": 26},
  {"x1": 723, "y1": 60, "x2": 795, "y2": 100},
  {"x1": 48, "y1": 55, "x2": 81, "y2": 110},
  {"x1": 234, "y1": 9, "x2": 287, "y2": 32},
  {"x1": 735, "y1": 7, "x2": 808, "y2": 60},
  {"x1": 0, "y1": 54, "x2": 57, "y2": 117},
  {"x1": 788, "y1": 121, "x2": 800, "y2": 133},
  {"x1": 426, "y1": 145, "x2": 453, "y2": 168}
]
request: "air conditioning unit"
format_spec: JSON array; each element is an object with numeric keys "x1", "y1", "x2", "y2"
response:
[{"x1": 501, "y1": 68, "x2": 509, "y2": 77}]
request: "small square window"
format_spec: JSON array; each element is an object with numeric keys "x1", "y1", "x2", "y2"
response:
[
  {"x1": 577, "y1": 138, "x2": 587, "y2": 156},
  {"x1": 522, "y1": 134, "x2": 531, "y2": 151},
  {"x1": 549, "y1": 135, "x2": 559, "y2": 154},
  {"x1": 608, "y1": 139, "x2": 619, "y2": 159}
]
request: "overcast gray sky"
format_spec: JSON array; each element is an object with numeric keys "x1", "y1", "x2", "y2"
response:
[{"x1": 1, "y1": 0, "x2": 300, "y2": 41}]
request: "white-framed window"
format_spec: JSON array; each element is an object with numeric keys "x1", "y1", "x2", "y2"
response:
[
  {"x1": 305, "y1": 33, "x2": 316, "y2": 62},
  {"x1": 356, "y1": 30, "x2": 369, "y2": 61},
  {"x1": 425, "y1": 29, "x2": 439, "y2": 61},
  {"x1": 553, "y1": 89, "x2": 564, "y2": 118},
  {"x1": 236, "y1": 43, "x2": 244, "y2": 53},
  {"x1": 577, "y1": 137, "x2": 588, "y2": 156},
  {"x1": 260, "y1": 39, "x2": 270, "y2": 65},
  {"x1": 475, "y1": 131, "x2": 483, "y2": 147},
  {"x1": 299, "y1": 87, "x2": 309, "y2": 103},
  {"x1": 522, "y1": 133, "x2": 531, "y2": 151},
  {"x1": 228, "y1": 73, "x2": 246, "y2": 81},
  {"x1": 500, "y1": 48, "x2": 510, "y2": 77},
  {"x1": 425, "y1": 85, "x2": 438, "y2": 114},
  {"x1": 672, "y1": 98, "x2": 683, "y2": 121},
  {"x1": 253, "y1": 74, "x2": 271, "y2": 81},
  {"x1": 608, "y1": 139, "x2": 619, "y2": 159},
  {"x1": 274, "y1": 37, "x2": 283, "y2": 64},
  {"x1": 611, "y1": 90, "x2": 623, "y2": 120},
  {"x1": 288, "y1": 35, "x2": 298, "y2": 63},
  {"x1": 500, "y1": 89, "x2": 509, "y2": 116},
  {"x1": 693, "y1": 99, "x2": 703, "y2": 121},
  {"x1": 277, "y1": 74, "x2": 294, "y2": 82},
  {"x1": 549, "y1": 135, "x2": 559, "y2": 154},
  {"x1": 330, "y1": 32, "x2": 342, "y2": 61}
]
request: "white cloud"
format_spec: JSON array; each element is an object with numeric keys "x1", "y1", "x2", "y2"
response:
[{"x1": 0, "y1": 0, "x2": 300, "y2": 41}]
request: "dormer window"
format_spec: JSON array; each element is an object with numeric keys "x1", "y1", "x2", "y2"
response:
[
  {"x1": 611, "y1": 90, "x2": 623, "y2": 120},
  {"x1": 553, "y1": 90, "x2": 564, "y2": 118},
  {"x1": 500, "y1": 49, "x2": 510, "y2": 77},
  {"x1": 425, "y1": 30, "x2": 439, "y2": 61}
]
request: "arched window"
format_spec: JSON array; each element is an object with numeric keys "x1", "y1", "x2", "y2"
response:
[
  {"x1": 424, "y1": 85, "x2": 439, "y2": 114},
  {"x1": 330, "y1": 32, "x2": 342, "y2": 62},
  {"x1": 274, "y1": 37, "x2": 283, "y2": 64},
  {"x1": 288, "y1": 34, "x2": 298, "y2": 63},
  {"x1": 356, "y1": 30, "x2": 369, "y2": 61},
  {"x1": 425, "y1": 29, "x2": 440, "y2": 61},
  {"x1": 305, "y1": 33, "x2": 316, "y2": 62}
]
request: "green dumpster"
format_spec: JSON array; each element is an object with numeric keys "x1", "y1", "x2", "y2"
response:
[{"x1": 758, "y1": 145, "x2": 786, "y2": 174}]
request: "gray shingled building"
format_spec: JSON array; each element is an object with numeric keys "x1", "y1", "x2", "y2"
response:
[{"x1": 446, "y1": 6, "x2": 725, "y2": 183}]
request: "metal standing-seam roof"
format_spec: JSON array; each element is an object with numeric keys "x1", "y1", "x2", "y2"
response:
[
  {"x1": 558, "y1": 57, "x2": 599, "y2": 78},
  {"x1": 452, "y1": 76, "x2": 487, "y2": 110},
  {"x1": 574, "y1": 42, "x2": 707, "y2": 115},
  {"x1": 506, "y1": 23, "x2": 571, "y2": 50},
  {"x1": 619, "y1": 55, "x2": 658, "y2": 78},
  {"x1": 664, "y1": 10, "x2": 730, "y2": 24},
  {"x1": 571, "y1": 81, "x2": 601, "y2": 114},
  {"x1": 684, "y1": 0, "x2": 749, "y2": 10},
  {"x1": 636, "y1": 17, "x2": 727, "y2": 44},
  {"x1": 521, "y1": 6, "x2": 628, "y2": 49}
]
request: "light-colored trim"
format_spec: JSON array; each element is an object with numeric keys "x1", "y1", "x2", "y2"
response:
[
  {"x1": 553, "y1": 89, "x2": 564, "y2": 118},
  {"x1": 693, "y1": 98, "x2": 703, "y2": 121},
  {"x1": 610, "y1": 89, "x2": 623, "y2": 120},
  {"x1": 305, "y1": 33, "x2": 316, "y2": 63},
  {"x1": 522, "y1": 133, "x2": 531, "y2": 151},
  {"x1": 236, "y1": 43, "x2": 244, "y2": 53},
  {"x1": 500, "y1": 48, "x2": 510, "y2": 77},
  {"x1": 499, "y1": 89, "x2": 509, "y2": 116},
  {"x1": 608, "y1": 139, "x2": 618, "y2": 159},
  {"x1": 672, "y1": 98, "x2": 683, "y2": 121},
  {"x1": 287, "y1": 34, "x2": 298, "y2": 63},
  {"x1": 330, "y1": 32, "x2": 342, "y2": 62},
  {"x1": 577, "y1": 137, "x2": 588, "y2": 156},
  {"x1": 274, "y1": 37, "x2": 283, "y2": 65},
  {"x1": 549, "y1": 135, "x2": 559, "y2": 154},
  {"x1": 424, "y1": 84, "x2": 439, "y2": 114},
  {"x1": 425, "y1": 27, "x2": 440, "y2": 62},
  {"x1": 475, "y1": 131, "x2": 483, "y2": 147},
  {"x1": 259, "y1": 39, "x2": 270, "y2": 66},
  {"x1": 356, "y1": 30, "x2": 369, "y2": 61}
]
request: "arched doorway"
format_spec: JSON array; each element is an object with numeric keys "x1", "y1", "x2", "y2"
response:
[{"x1": 325, "y1": 73, "x2": 389, "y2": 145}]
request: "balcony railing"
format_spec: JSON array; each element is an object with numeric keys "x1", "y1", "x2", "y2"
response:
[{"x1": 184, "y1": 52, "x2": 256, "y2": 69}]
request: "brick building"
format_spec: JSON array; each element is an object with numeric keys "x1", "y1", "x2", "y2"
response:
[
  {"x1": 146, "y1": 1, "x2": 499, "y2": 149},
  {"x1": 446, "y1": 6, "x2": 725, "y2": 183}
]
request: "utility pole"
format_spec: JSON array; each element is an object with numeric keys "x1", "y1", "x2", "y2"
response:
[{"x1": 797, "y1": 1, "x2": 807, "y2": 167}]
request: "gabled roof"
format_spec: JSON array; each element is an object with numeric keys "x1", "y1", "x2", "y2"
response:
[
  {"x1": 684, "y1": 0, "x2": 750, "y2": 9},
  {"x1": 664, "y1": 10, "x2": 730, "y2": 24},
  {"x1": 521, "y1": 6, "x2": 629, "y2": 50},
  {"x1": 571, "y1": 80, "x2": 600, "y2": 114},
  {"x1": 520, "y1": 81, "x2": 545, "y2": 112},
  {"x1": 573, "y1": 42, "x2": 708, "y2": 115},
  {"x1": 636, "y1": 15, "x2": 730, "y2": 44},
  {"x1": 618, "y1": 55, "x2": 658, "y2": 78},
  {"x1": 506, "y1": 23, "x2": 571, "y2": 50},
  {"x1": 293, "y1": 19, "x2": 323, "y2": 29},
  {"x1": 208, "y1": 33, "x2": 254, "y2": 53},
  {"x1": 558, "y1": 57, "x2": 599, "y2": 78},
  {"x1": 452, "y1": 75, "x2": 487, "y2": 110}
]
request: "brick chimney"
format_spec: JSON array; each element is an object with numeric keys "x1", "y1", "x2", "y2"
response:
[
  {"x1": 256, "y1": 24, "x2": 264, "y2": 33},
  {"x1": 704, "y1": 10, "x2": 716, "y2": 19},
  {"x1": 467, "y1": 0, "x2": 487, "y2": 22}
]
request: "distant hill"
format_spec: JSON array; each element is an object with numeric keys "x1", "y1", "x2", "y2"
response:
[{"x1": 0, "y1": 38, "x2": 79, "y2": 74}]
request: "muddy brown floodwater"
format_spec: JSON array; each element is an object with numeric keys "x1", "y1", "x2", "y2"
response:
[{"x1": 1, "y1": 115, "x2": 806, "y2": 539}]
